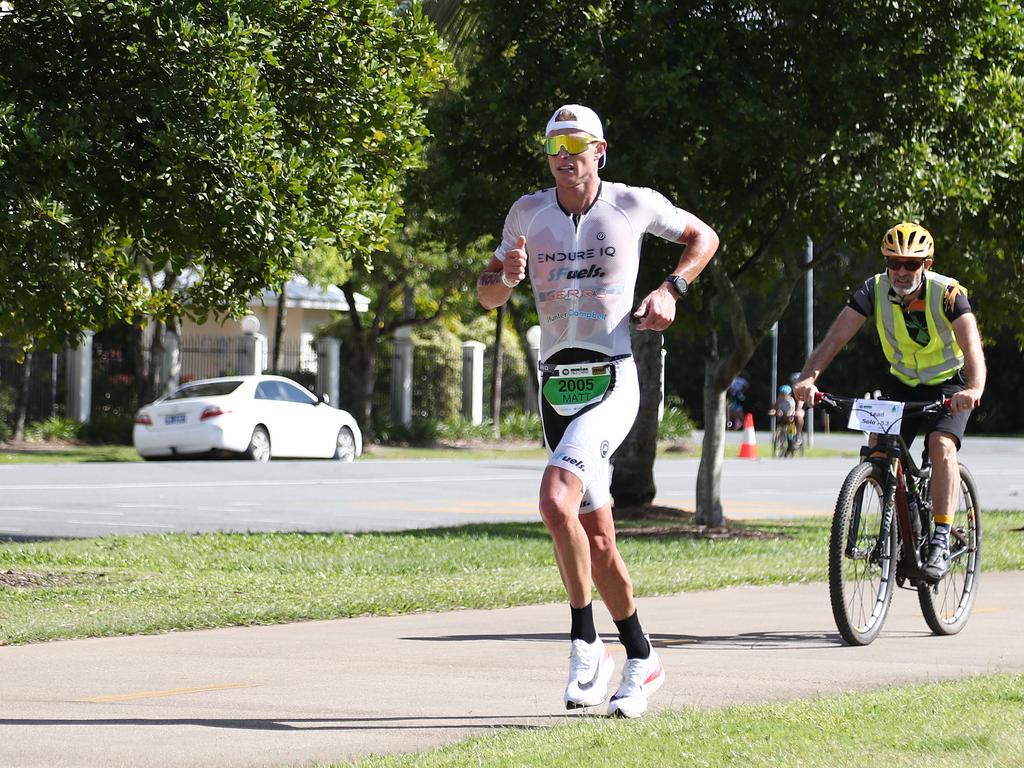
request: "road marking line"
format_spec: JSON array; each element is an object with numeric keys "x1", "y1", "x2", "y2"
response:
[
  {"x1": 65, "y1": 520, "x2": 175, "y2": 529},
  {"x1": 1, "y1": 474, "x2": 539, "y2": 492},
  {"x1": 75, "y1": 683, "x2": 255, "y2": 703}
]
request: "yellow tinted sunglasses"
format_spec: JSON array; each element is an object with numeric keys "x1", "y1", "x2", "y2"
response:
[{"x1": 543, "y1": 134, "x2": 598, "y2": 156}]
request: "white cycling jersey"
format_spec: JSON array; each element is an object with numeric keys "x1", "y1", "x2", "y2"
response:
[{"x1": 495, "y1": 181, "x2": 692, "y2": 361}]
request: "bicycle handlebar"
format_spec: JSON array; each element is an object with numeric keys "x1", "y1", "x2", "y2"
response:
[{"x1": 812, "y1": 391, "x2": 952, "y2": 413}]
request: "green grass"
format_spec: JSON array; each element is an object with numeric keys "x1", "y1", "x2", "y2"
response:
[
  {"x1": 2, "y1": 511, "x2": 1022, "y2": 645},
  {"x1": 0, "y1": 444, "x2": 141, "y2": 463},
  {"x1": 336, "y1": 673, "x2": 1024, "y2": 768}
]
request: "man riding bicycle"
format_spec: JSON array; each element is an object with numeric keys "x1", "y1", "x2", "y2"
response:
[{"x1": 793, "y1": 222, "x2": 986, "y2": 581}]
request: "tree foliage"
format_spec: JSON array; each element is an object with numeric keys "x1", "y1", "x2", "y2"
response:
[
  {"x1": 423, "y1": 0, "x2": 1024, "y2": 521},
  {"x1": 0, "y1": 0, "x2": 448, "y2": 351}
]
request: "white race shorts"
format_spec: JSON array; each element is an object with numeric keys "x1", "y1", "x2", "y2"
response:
[{"x1": 541, "y1": 357, "x2": 639, "y2": 512}]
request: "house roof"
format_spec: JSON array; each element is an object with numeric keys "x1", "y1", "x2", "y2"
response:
[
  {"x1": 159, "y1": 269, "x2": 369, "y2": 314},
  {"x1": 257, "y1": 276, "x2": 369, "y2": 313}
]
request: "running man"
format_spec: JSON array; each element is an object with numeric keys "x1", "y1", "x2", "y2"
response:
[
  {"x1": 478, "y1": 104, "x2": 718, "y2": 717},
  {"x1": 794, "y1": 222, "x2": 986, "y2": 580}
]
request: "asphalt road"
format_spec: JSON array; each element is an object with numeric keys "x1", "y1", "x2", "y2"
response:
[{"x1": 0, "y1": 432, "x2": 1021, "y2": 539}]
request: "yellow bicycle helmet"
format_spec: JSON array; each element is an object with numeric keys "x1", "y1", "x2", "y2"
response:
[{"x1": 881, "y1": 222, "x2": 934, "y2": 259}]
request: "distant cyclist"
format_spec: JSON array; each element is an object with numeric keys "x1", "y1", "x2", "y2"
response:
[
  {"x1": 794, "y1": 222, "x2": 986, "y2": 580},
  {"x1": 478, "y1": 104, "x2": 718, "y2": 717},
  {"x1": 771, "y1": 384, "x2": 797, "y2": 422}
]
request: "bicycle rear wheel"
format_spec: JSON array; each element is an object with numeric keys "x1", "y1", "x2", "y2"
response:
[
  {"x1": 918, "y1": 463, "x2": 981, "y2": 635},
  {"x1": 829, "y1": 461, "x2": 897, "y2": 645}
]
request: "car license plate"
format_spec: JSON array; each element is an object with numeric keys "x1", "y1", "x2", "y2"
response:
[{"x1": 165, "y1": 414, "x2": 187, "y2": 425}]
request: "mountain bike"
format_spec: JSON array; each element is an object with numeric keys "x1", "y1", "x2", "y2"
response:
[{"x1": 814, "y1": 392, "x2": 981, "y2": 646}]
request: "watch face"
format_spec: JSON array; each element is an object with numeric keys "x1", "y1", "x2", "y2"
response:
[{"x1": 668, "y1": 276, "x2": 687, "y2": 295}]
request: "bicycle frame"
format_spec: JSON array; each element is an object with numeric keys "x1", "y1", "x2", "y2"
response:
[{"x1": 863, "y1": 435, "x2": 935, "y2": 587}]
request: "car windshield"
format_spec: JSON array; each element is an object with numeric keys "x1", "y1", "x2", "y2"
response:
[{"x1": 165, "y1": 381, "x2": 243, "y2": 400}]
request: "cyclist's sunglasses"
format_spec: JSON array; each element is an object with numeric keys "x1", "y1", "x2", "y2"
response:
[
  {"x1": 543, "y1": 134, "x2": 598, "y2": 156},
  {"x1": 886, "y1": 257, "x2": 926, "y2": 272}
]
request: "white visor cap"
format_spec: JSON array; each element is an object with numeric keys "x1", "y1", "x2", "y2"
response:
[{"x1": 545, "y1": 104, "x2": 604, "y2": 140}]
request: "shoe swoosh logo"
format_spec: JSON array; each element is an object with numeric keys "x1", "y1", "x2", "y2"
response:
[
  {"x1": 576, "y1": 655, "x2": 606, "y2": 691},
  {"x1": 643, "y1": 661, "x2": 663, "y2": 686}
]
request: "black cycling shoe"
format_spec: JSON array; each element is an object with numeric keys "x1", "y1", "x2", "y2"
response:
[{"x1": 922, "y1": 542, "x2": 950, "y2": 581}]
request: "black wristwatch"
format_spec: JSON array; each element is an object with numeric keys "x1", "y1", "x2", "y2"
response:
[{"x1": 664, "y1": 275, "x2": 688, "y2": 298}]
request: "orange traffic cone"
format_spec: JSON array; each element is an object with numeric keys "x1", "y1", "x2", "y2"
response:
[{"x1": 737, "y1": 412, "x2": 760, "y2": 460}]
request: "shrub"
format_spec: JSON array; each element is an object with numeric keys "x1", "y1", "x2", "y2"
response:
[
  {"x1": 24, "y1": 417, "x2": 79, "y2": 442},
  {"x1": 659, "y1": 404, "x2": 696, "y2": 440},
  {"x1": 0, "y1": 382, "x2": 14, "y2": 440},
  {"x1": 498, "y1": 409, "x2": 542, "y2": 440},
  {"x1": 77, "y1": 412, "x2": 135, "y2": 445}
]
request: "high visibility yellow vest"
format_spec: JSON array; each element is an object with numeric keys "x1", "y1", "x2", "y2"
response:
[{"x1": 873, "y1": 271, "x2": 965, "y2": 386}]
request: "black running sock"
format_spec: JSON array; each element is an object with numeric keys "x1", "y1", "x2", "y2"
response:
[
  {"x1": 570, "y1": 602, "x2": 597, "y2": 644},
  {"x1": 614, "y1": 611, "x2": 650, "y2": 659}
]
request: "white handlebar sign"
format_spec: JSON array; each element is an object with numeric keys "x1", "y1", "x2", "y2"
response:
[{"x1": 848, "y1": 399, "x2": 905, "y2": 434}]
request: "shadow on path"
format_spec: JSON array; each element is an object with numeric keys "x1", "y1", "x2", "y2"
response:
[
  {"x1": 399, "y1": 629, "x2": 930, "y2": 650},
  {"x1": 0, "y1": 714, "x2": 566, "y2": 733}
]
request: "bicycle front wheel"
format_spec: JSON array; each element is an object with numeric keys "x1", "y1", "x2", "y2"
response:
[
  {"x1": 829, "y1": 461, "x2": 897, "y2": 646},
  {"x1": 918, "y1": 463, "x2": 981, "y2": 635},
  {"x1": 772, "y1": 429, "x2": 787, "y2": 458}
]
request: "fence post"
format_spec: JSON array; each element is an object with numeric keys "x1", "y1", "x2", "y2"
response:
[
  {"x1": 240, "y1": 316, "x2": 266, "y2": 376},
  {"x1": 391, "y1": 327, "x2": 413, "y2": 427},
  {"x1": 461, "y1": 341, "x2": 485, "y2": 425},
  {"x1": 525, "y1": 325, "x2": 541, "y2": 414},
  {"x1": 316, "y1": 336, "x2": 341, "y2": 406},
  {"x1": 65, "y1": 330, "x2": 94, "y2": 423}
]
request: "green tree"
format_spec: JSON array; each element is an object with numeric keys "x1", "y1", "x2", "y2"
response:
[
  {"x1": 423, "y1": 0, "x2": 1024, "y2": 523},
  {"x1": 0, "y1": 0, "x2": 447, "y2": 357}
]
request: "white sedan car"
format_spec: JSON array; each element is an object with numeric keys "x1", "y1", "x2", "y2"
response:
[{"x1": 133, "y1": 375, "x2": 362, "y2": 462}]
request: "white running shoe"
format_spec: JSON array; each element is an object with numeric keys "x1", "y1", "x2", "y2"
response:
[
  {"x1": 563, "y1": 637, "x2": 615, "y2": 709},
  {"x1": 607, "y1": 643, "x2": 665, "y2": 718}
]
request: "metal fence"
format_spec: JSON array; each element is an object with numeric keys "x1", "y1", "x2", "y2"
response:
[
  {"x1": 0, "y1": 345, "x2": 66, "y2": 426},
  {"x1": 370, "y1": 339, "x2": 531, "y2": 426},
  {"x1": 2, "y1": 333, "x2": 530, "y2": 435}
]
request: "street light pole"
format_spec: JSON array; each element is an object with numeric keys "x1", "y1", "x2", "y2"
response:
[{"x1": 806, "y1": 237, "x2": 815, "y2": 447}]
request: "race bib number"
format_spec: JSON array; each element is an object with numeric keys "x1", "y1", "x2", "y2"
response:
[
  {"x1": 848, "y1": 399, "x2": 905, "y2": 434},
  {"x1": 542, "y1": 363, "x2": 612, "y2": 417}
]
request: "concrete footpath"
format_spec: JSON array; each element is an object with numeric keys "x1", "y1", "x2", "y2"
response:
[{"x1": 3, "y1": 572, "x2": 1023, "y2": 768}]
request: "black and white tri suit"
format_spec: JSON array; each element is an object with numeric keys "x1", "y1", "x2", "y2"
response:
[{"x1": 495, "y1": 181, "x2": 692, "y2": 511}]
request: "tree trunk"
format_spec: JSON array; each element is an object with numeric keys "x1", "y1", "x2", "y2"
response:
[
  {"x1": 132, "y1": 323, "x2": 153, "y2": 406},
  {"x1": 13, "y1": 349, "x2": 32, "y2": 441},
  {"x1": 154, "y1": 316, "x2": 183, "y2": 397},
  {"x1": 610, "y1": 327, "x2": 662, "y2": 509},
  {"x1": 490, "y1": 305, "x2": 505, "y2": 436},
  {"x1": 696, "y1": 370, "x2": 728, "y2": 526},
  {"x1": 360, "y1": 329, "x2": 379, "y2": 438},
  {"x1": 272, "y1": 279, "x2": 288, "y2": 374}
]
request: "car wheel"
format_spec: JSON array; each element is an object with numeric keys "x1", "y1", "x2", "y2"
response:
[
  {"x1": 334, "y1": 427, "x2": 356, "y2": 462},
  {"x1": 244, "y1": 426, "x2": 271, "y2": 462}
]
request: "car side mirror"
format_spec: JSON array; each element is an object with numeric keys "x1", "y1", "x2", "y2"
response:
[{"x1": 318, "y1": 392, "x2": 330, "y2": 405}]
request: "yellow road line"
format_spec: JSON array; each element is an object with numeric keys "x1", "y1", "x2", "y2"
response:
[{"x1": 75, "y1": 683, "x2": 255, "y2": 703}]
